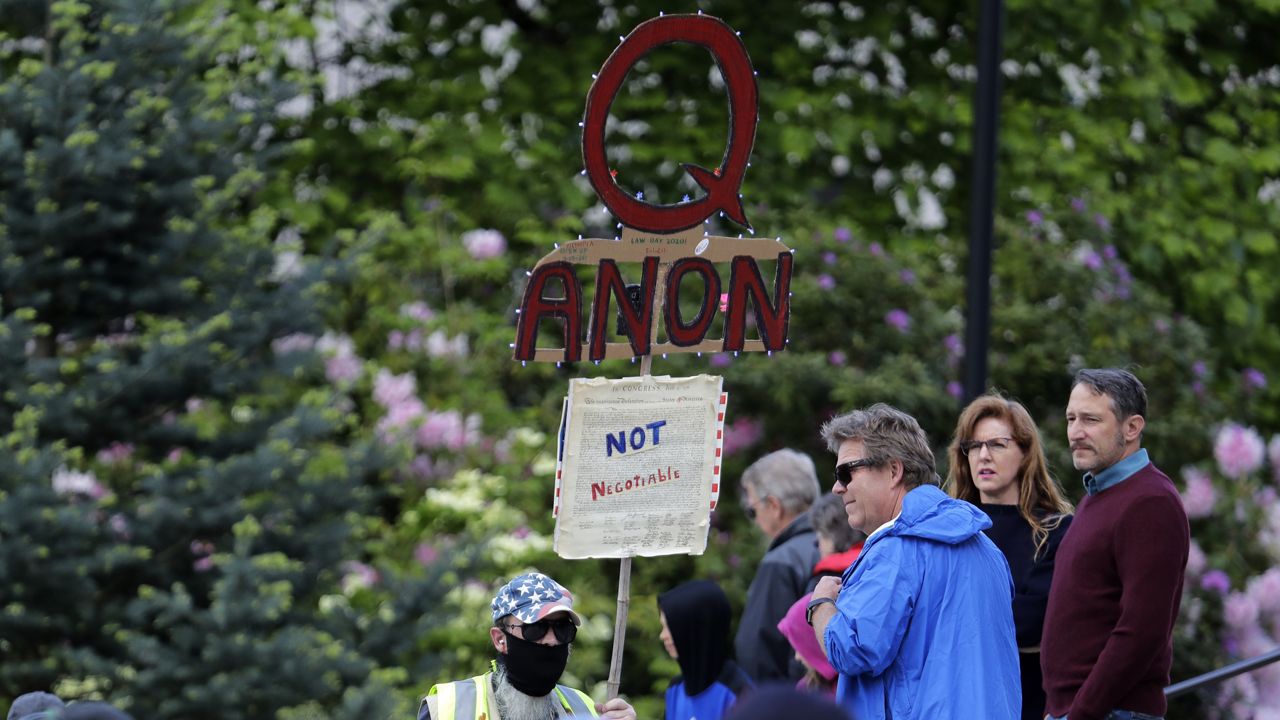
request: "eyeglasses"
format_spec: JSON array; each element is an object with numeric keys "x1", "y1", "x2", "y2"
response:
[
  {"x1": 960, "y1": 437, "x2": 1016, "y2": 456},
  {"x1": 833, "y1": 458, "x2": 879, "y2": 488},
  {"x1": 503, "y1": 618, "x2": 577, "y2": 644}
]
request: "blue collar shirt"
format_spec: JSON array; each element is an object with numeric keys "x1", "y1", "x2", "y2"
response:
[{"x1": 1082, "y1": 447, "x2": 1150, "y2": 496}]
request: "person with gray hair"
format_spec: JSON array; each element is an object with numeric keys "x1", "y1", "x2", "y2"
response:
[
  {"x1": 734, "y1": 448, "x2": 822, "y2": 682},
  {"x1": 1040, "y1": 369, "x2": 1188, "y2": 720},
  {"x1": 808, "y1": 403, "x2": 1020, "y2": 720}
]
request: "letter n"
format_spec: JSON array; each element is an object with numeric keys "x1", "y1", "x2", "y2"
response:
[
  {"x1": 723, "y1": 253, "x2": 793, "y2": 352},
  {"x1": 589, "y1": 257, "x2": 659, "y2": 361},
  {"x1": 663, "y1": 257, "x2": 720, "y2": 346},
  {"x1": 514, "y1": 262, "x2": 582, "y2": 362}
]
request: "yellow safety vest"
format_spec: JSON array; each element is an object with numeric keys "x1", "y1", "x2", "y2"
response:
[{"x1": 421, "y1": 671, "x2": 598, "y2": 720}]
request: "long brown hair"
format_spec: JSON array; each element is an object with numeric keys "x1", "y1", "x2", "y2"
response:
[{"x1": 946, "y1": 393, "x2": 1073, "y2": 558}]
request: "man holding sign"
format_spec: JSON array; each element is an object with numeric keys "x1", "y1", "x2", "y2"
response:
[{"x1": 419, "y1": 572, "x2": 637, "y2": 720}]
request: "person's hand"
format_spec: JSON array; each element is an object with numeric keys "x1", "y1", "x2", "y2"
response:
[
  {"x1": 596, "y1": 697, "x2": 636, "y2": 720},
  {"x1": 813, "y1": 575, "x2": 842, "y2": 601}
]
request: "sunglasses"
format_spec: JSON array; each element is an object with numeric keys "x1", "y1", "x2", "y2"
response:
[
  {"x1": 504, "y1": 618, "x2": 577, "y2": 644},
  {"x1": 833, "y1": 458, "x2": 879, "y2": 488},
  {"x1": 959, "y1": 437, "x2": 1015, "y2": 456}
]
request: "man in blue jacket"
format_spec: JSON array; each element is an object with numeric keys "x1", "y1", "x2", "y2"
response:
[{"x1": 806, "y1": 403, "x2": 1020, "y2": 720}]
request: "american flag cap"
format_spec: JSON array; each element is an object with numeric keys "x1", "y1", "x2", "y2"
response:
[{"x1": 491, "y1": 571, "x2": 582, "y2": 626}]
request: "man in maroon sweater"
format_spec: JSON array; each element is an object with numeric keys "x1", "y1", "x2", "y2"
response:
[{"x1": 1041, "y1": 369, "x2": 1189, "y2": 720}]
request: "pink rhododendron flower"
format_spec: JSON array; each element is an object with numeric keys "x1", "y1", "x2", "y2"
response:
[
  {"x1": 425, "y1": 330, "x2": 469, "y2": 360},
  {"x1": 414, "y1": 544, "x2": 440, "y2": 567},
  {"x1": 461, "y1": 229, "x2": 507, "y2": 259},
  {"x1": 52, "y1": 467, "x2": 107, "y2": 499},
  {"x1": 408, "y1": 454, "x2": 436, "y2": 479},
  {"x1": 947, "y1": 381, "x2": 964, "y2": 400},
  {"x1": 96, "y1": 442, "x2": 135, "y2": 467},
  {"x1": 710, "y1": 353, "x2": 731, "y2": 368},
  {"x1": 1026, "y1": 210, "x2": 1044, "y2": 225},
  {"x1": 833, "y1": 227, "x2": 852, "y2": 243},
  {"x1": 193, "y1": 556, "x2": 216, "y2": 572},
  {"x1": 400, "y1": 301, "x2": 434, "y2": 323},
  {"x1": 373, "y1": 369, "x2": 418, "y2": 409},
  {"x1": 417, "y1": 410, "x2": 480, "y2": 450},
  {"x1": 108, "y1": 513, "x2": 131, "y2": 540},
  {"x1": 1180, "y1": 467, "x2": 1217, "y2": 519},
  {"x1": 828, "y1": 351, "x2": 847, "y2": 366},
  {"x1": 1215, "y1": 423, "x2": 1266, "y2": 479},
  {"x1": 318, "y1": 333, "x2": 362, "y2": 386},
  {"x1": 1201, "y1": 569, "x2": 1231, "y2": 595},
  {"x1": 377, "y1": 397, "x2": 426, "y2": 441},
  {"x1": 1224, "y1": 591, "x2": 1260, "y2": 629},
  {"x1": 816, "y1": 274, "x2": 836, "y2": 291},
  {"x1": 885, "y1": 309, "x2": 911, "y2": 333},
  {"x1": 1244, "y1": 368, "x2": 1267, "y2": 392},
  {"x1": 1247, "y1": 567, "x2": 1280, "y2": 617},
  {"x1": 722, "y1": 417, "x2": 764, "y2": 456},
  {"x1": 341, "y1": 561, "x2": 380, "y2": 593},
  {"x1": 1185, "y1": 540, "x2": 1206, "y2": 576},
  {"x1": 869, "y1": 242, "x2": 885, "y2": 257}
]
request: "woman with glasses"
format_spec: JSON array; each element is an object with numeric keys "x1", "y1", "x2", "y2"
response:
[
  {"x1": 946, "y1": 394, "x2": 1074, "y2": 720},
  {"x1": 658, "y1": 580, "x2": 754, "y2": 720}
]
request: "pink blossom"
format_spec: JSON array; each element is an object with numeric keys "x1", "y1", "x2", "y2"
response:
[
  {"x1": 947, "y1": 381, "x2": 964, "y2": 399},
  {"x1": 822, "y1": 252, "x2": 838, "y2": 266},
  {"x1": 318, "y1": 333, "x2": 362, "y2": 386},
  {"x1": 828, "y1": 351, "x2": 847, "y2": 366},
  {"x1": 722, "y1": 417, "x2": 764, "y2": 456},
  {"x1": 710, "y1": 353, "x2": 732, "y2": 368},
  {"x1": 461, "y1": 229, "x2": 507, "y2": 260},
  {"x1": 1271, "y1": 435, "x2": 1280, "y2": 482},
  {"x1": 417, "y1": 410, "x2": 480, "y2": 450},
  {"x1": 52, "y1": 467, "x2": 107, "y2": 499},
  {"x1": 341, "y1": 561, "x2": 380, "y2": 593},
  {"x1": 377, "y1": 397, "x2": 426, "y2": 441},
  {"x1": 408, "y1": 454, "x2": 436, "y2": 479},
  {"x1": 1247, "y1": 568, "x2": 1280, "y2": 617},
  {"x1": 1224, "y1": 591, "x2": 1260, "y2": 629},
  {"x1": 944, "y1": 334, "x2": 963, "y2": 362},
  {"x1": 869, "y1": 242, "x2": 885, "y2": 257},
  {"x1": 1215, "y1": 423, "x2": 1266, "y2": 479},
  {"x1": 166, "y1": 448, "x2": 185, "y2": 464},
  {"x1": 1026, "y1": 210, "x2": 1044, "y2": 225},
  {"x1": 373, "y1": 369, "x2": 418, "y2": 409},
  {"x1": 400, "y1": 301, "x2": 434, "y2": 323},
  {"x1": 96, "y1": 442, "x2": 135, "y2": 467},
  {"x1": 718, "y1": 293, "x2": 729, "y2": 313},
  {"x1": 816, "y1": 274, "x2": 836, "y2": 291},
  {"x1": 414, "y1": 544, "x2": 440, "y2": 567},
  {"x1": 1185, "y1": 540, "x2": 1206, "y2": 576},
  {"x1": 193, "y1": 556, "x2": 215, "y2": 572},
  {"x1": 388, "y1": 330, "x2": 405, "y2": 351},
  {"x1": 272, "y1": 333, "x2": 316, "y2": 355},
  {"x1": 1245, "y1": 368, "x2": 1268, "y2": 392},
  {"x1": 1180, "y1": 467, "x2": 1217, "y2": 519},
  {"x1": 185, "y1": 398, "x2": 205, "y2": 414},
  {"x1": 833, "y1": 227, "x2": 852, "y2": 243},
  {"x1": 898, "y1": 269, "x2": 916, "y2": 285},
  {"x1": 884, "y1": 309, "x2": 911, "y2": 333},
  {"x1": 1201, "y1": 569, "x2": 1231, "y2": 594},
  {"x1": 512, "y1": 526, "x2": 531, "y2": 539},
  {"x1": 1070, "y1": 197, "x2": 1086, "y2": 213},
  {"x1": 1192, "y1": 360, "x2": 1208, "y2": 378},
  {"x1": 425, "y1": 330, "x2": 469, "y2": 360}
]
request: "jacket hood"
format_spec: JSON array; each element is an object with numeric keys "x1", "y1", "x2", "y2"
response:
[{"x1": 886, "y1": 484, "x2": 991, "y2": 545}]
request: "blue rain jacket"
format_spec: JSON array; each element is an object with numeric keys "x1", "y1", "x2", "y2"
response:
[{"x1": 824, "y1": 484, "x2": 1021, "y2": 720}]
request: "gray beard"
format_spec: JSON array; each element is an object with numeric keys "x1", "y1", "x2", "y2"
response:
[{"x1": 492, "y1": 664, "x2": 561, "y2": 720}]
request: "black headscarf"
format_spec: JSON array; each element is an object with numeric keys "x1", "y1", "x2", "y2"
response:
[{"x1": 657, "y1": 579, "x2": 732, "y2": 696}]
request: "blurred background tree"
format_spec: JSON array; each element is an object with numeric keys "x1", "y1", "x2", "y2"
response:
[{"x1": 3, "y1": 0, "x2": 1279, "y2": 717}]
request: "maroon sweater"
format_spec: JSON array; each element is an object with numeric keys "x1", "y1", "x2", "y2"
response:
[{"x1": 1040, "y1": 462, "x2": 1189, "y2": 720}]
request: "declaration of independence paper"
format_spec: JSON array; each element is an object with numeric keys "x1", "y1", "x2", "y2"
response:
[{"x1": 553, "y1": 374, "x2": 725, "y2": 559}]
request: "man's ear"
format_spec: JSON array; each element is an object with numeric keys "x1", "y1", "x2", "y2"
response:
[
  {"x1": 490, "y1": 626, "x2": 506, "y2": 654},
  {"x1": 888, "y1": 458, "x2": 906, "y2": 486},
  {"x1": 1125, "y1": 414, "x2": 1146, "y2": 443}
]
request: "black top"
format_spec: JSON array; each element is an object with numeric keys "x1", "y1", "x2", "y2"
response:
[
  {"x1": 979, "y1": 503, "x2": 1072, "y2": 720},
  {"x1": 658, "y1": 579, "x2": 733, "y2": 696}
]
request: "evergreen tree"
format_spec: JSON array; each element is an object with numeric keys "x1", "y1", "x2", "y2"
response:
[{"x1": 0, "y1": 1, "x2": 410, "y2": 716}]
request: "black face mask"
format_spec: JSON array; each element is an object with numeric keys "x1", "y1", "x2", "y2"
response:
[{"x1": 500, "y1": 630, "x2": 570, "y2": 697}]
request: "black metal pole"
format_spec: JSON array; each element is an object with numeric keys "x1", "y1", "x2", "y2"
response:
[
  {"x1": 963, "y1": 0, "x2": 1005, "y2": 403},
  {"x1": 1165, "y1": 647, "x2": 1280, "y2": 699}
]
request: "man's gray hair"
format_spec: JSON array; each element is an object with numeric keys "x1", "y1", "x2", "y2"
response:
[
  {"x1": 820, "y1": 403, "x2": 939, "y2": 489},
  {"x1": 741, "y1": 449, "x2": 821, "y2": 515},
  {"x1": 1073, "y1": 368, "x2": 1147, "y2": 420}
]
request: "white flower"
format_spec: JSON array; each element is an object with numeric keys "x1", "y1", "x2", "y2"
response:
[
  {"x1": 461, "y1": 229, "x2": 507, "y2": 260},
  {"x1": 52, "y1": 466, "x2": 106, "y2": 498}
]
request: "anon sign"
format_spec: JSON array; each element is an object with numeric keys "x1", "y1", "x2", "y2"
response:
[{"x1": 513, "y1": 14, "x2": 793, "y2": 365}]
